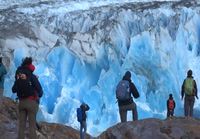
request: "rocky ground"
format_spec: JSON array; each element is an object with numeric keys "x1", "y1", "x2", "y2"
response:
[
  {"x1": 0, "y1": 97, "x2": 92, "y2": 139},
  {"x1": 97, "y1": 117, "x2": 200, "y2": 139},
  {"x1": 1, "y1": 96, "x2": 200, "y2": 139}
]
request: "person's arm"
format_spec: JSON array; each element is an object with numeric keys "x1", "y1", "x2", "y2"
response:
[
  {"x1": 12, "y1": 81, "x2": 18, "y2": 93},
  {"x1": 181, "y1": 80, "x2": 185, "y2": 100},
  {"x1": 194, "y1": 80, "x2": 198, "y2": 99},
  {"x1": 31, "y1": 75, "x2": 43, "y2": 97},
  {"x1": 129, "y1": 81, "x2": 140, "y2": 98},
  {"x1": 85, "y1": 104, "x2": 90, "y2": 111},
  {"x1": 15, "y1": 67, "x2": 21, "y2": 80},
  {"x1": 174, "y1": 100, "x2": 176, "y2": 108},
  {"x1": 12, "y1": 72, "x2": 21, "y2": 93},
  {"x1": 0, "y1": 65, "x2": 6, "y2": 80},
  {"x1": 167, "y1": 100, "x2": 169, "y2": 109}
]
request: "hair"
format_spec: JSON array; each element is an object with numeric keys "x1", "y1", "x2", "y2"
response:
[
  {"x1": 123, "y1": 71, "x2": 131, "y2": 80},
  {"x1": 187, "y1": 69, "x2": 192, "y2": 77},
  {"x1": 21, "y1": 57, "x2": 32, "y2": 66},
  {"x1": 80, "y1": 103, "x2": 86, "y2": 109},
  {"x1": 169, "y1": 94, "x2": 173, "y2": 99},
  {"x1": 0, "y1": 57, "x2": 2, "y2": 63}
]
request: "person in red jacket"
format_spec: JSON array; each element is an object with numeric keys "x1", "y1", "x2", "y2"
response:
[{"x1": 167, "y1": 94, "x2": 176, "y2": 118}]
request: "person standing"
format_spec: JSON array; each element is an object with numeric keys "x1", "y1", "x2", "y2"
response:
[
  {"x1": 166, "y1": 94, "x2": 176, "y2": 118},
  {"x1": 116, "y1": 71, "x2": 140, "y2": 122},
  {"x1": 12, "y1": 57, "x2": 43, "y2": 139},
  {"x1": 77, "y1": 103, "x2": 90, "y2": 139},
  {"x1": 181, "y1": 69, "x2": 198, "y2": 118},
  {"x1": 0, "y1": 57, "x2": 7, "y2": 97}
]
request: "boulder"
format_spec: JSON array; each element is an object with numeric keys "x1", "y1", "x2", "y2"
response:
[{"x1": 98, "y1": 118, "x2": 200, "y2": 139}]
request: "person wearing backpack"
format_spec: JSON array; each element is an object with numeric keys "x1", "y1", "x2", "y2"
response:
[
  {"x1": 77, "y1": 103, "x2": 90, "y2": 139},
  {"x1": 116, "y1": 71, "x2": 140, "y2": 122},
  {"x1": 12, "y1": 57, "x2": 43, "y2": 139},
  {"x1": 0, "y1": 57, "x2": 7, "y2": 97},
  {"x1": 181, "y1": 69, "x2": 198, "y2": 118},
  {"x1": 20, "y1": 57, "x2": 42, "y2": 130},
  {"x1": 166, "y1": 94, "x2": 176, "y2": 118}
]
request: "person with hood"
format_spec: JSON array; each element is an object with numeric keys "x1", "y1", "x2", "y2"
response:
[
  {"x1": 0, "y1": 57, "x2": 7, "y2": 97},
  {"x1": 181, "y1": 69, "x2": 198, "y2": 118},
  {"x1": 167, "y1": 94, "x2": 176, "y2": 118},
  {"x1": 12, "y1": 57, "x2": 43, "y2": 139},
  {"x1": 77, "y1": 103, "x2": 90, "y2": 139},
  {"x1": 116, "y1": 71, "x2": 140, "y2": 122}
]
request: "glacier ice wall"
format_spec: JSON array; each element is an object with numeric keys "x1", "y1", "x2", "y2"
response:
[{"x1": 1, "y1": 0, "x2": 200, "y2": 136}]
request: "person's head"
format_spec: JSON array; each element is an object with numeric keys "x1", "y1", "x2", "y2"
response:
[
  {"x1": 0, "y1": 57, "x2": 2, "y2": 64},
  {"x1": 21, "y1": 57, "x2": 32, "y2": 66},
  {"x1": 187, "y1": 69, "x2": 192, "y2": 77},
  {"x1": 80, "y1": 102, "x2": 85, "y2": 107},
  {"x1": 80, "y1": 103, "x2": 86, "y2": 110},
  {"x1": 169, "y1": 94, "x2": 173, "y2": 99},
  {"x1": 123, "y1": 71, "x2": 131, "y2": 80}
]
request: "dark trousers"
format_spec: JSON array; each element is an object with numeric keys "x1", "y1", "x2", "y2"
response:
[
  {"x1": 184, "y1": 95, "x2": 195, "y2": 117},
  {"x1": 119, "y1": 102, "x2": 138, "y2": 122},
  {"x1": 167, "y1": 109, "x2": 174, "y2": 117},
  {"x1": 80, "y1": 121, "x2": 86, "y2": 139},
  {"x1": 18, "y1": 98, "x2": 38, "y2": 139}
]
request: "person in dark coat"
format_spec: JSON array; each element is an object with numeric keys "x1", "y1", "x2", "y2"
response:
[
  {"x1": 181, "y1": 69, "x2": 198, "y2": 118},
  {"x1": 79, "y1": 103, "x2": 90, "y2": 139},
  {"x1": 117, "y1": 71, "x2": 140, "y2": 122},
  {"x1": 12, "y1": 57, "x2": 43, "y2": 139},
  {"x1": 0, "y1": 57, "x2": 7, "y2": 97}
]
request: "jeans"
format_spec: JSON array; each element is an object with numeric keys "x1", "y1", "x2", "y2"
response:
[{"x1": 80, "y1": 121, "x2": 86, "y2": 139}]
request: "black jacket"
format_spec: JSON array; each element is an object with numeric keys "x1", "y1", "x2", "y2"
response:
[
  {"x1": 118, "y1": 75, "x2": 140, "y2": 106},
  {"x1": 80, "y1": 104, "x2": 90, "y2": 121},
  {"x1": 12, "y1": 67, "x2": 43, "y2": 99}
]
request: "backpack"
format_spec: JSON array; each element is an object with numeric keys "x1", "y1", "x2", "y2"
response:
[
  {"x1": 116, "y1": 80, "x2": 130, "y2": 101},
  {"x1": 184, "y1": 78, "x2": 194, "y2": 96},
  {"x1": 77, "y1": 108, "x2": 83, "y2": 122},
  {"x1": 168, "y1": 99, "x2": 174, "y2": 110},
  {"x1": 15, "y1": 72, "x2": 35, "y2": 98}
]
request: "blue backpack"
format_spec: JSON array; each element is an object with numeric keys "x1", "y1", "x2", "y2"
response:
[
  {"x1": 77, "y1": 108, "x2": 83, "y2": 122},
  {"x1": 116, "y1": 80, "x2": 131, "y2": 101}
]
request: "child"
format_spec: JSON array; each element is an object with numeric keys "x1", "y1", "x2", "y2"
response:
[{"x1": 167, "y1": 94, "x2": 176, "y2": 118}]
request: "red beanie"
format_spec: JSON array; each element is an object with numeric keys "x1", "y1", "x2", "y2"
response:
[{"x1": 27, "y1": 64, "x2": 35, "y2": 72}]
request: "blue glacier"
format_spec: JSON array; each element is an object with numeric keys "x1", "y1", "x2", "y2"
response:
[{"x1": 1, "y1": 0, "x2": 200, "y2": 136}]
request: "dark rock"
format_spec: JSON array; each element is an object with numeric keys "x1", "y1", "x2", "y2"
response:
[{"x1": 97, "y1": 118, "x2": 200, "y2": 139}]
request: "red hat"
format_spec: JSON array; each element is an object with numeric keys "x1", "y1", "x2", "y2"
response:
[{"x1": 27, "y1": 64, "x2": 35, "y2": 72}]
